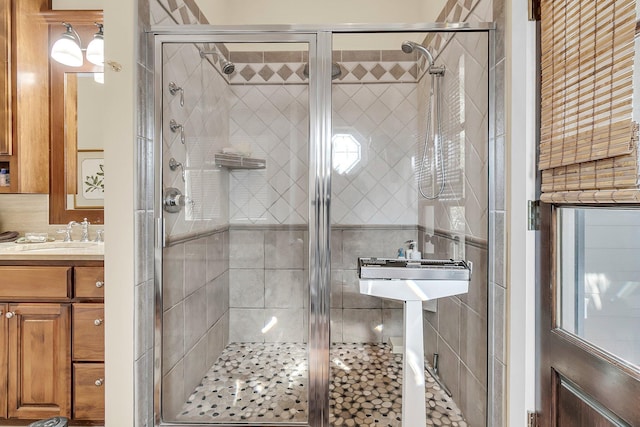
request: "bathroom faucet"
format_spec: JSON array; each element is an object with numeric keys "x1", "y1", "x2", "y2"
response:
[
  {"x1": 57, "y1": 221, "x2": 79, "y2": 242},
  {"x1": 80, "y1": 218, "x2": 90, "y2": 242}
]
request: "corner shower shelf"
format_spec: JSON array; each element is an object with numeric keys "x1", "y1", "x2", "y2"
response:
[{"x1": 214, "y1": 153, "x2": 266, "y2": 170}]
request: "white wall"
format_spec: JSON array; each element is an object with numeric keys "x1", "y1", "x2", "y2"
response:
[
  {"x1": 196, "y1": 0, "x2": 447, "y2": 25},
  {"x1": 103, "y1": 0, "x2": 136, "y2": 425},
  {"x1": 194, "y1": 0, "x2": 449, "y2": 51},
  {"x1": 506, "y1": 0, "x2": 537, "y2": 424}
]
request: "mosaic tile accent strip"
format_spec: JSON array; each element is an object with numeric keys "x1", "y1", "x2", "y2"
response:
[{"x1": 176, "y1": 343, "x2": 468, "y2": 426}]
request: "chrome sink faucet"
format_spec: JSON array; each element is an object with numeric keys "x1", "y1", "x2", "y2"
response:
[
  {"x1": 57, "y1": 220, "x2": 79, "y2": 242},
  {"x1": 80, "y1": 218, "x2": 90, "y2": 242}
]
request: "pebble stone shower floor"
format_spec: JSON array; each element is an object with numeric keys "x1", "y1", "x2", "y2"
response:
[{"x1": 177, "y1": 343, "x2": 468, "y2": 426}]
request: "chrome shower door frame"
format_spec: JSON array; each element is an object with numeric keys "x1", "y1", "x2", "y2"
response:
[
  {"x1": 152, "y1": 23, "x2": 496, "y2": 427},
  {"x1": 153, "y1": 29, "x2": 331, "y2": 427}
]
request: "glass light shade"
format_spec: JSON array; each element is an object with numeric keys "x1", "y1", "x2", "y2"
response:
[
  {"x1": 51, "y1": 35, "x2": 83, "y2": 67},
  {"x1": 93, "y1": 72, "x2": 104, "y2": 84},
  {"x1": 86, "y1": 37, "x2": 104, "y2": 66}
]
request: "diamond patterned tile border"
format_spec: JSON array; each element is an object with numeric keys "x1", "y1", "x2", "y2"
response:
[{"x1": 227, "y1": 59, "x2": 419, "y2": 85}]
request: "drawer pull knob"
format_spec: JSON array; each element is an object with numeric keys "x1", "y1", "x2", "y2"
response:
[
  {"x1": 94, "y1": 318, "x2": 104, "y2": 326},
  {"x1": 95, "y1": 378, "x2": 104, "y2": 387},
  {"x1": 5, "y1": 311, "x2": 15, "y2": 319},
  {"x1": 96, "y1": 281, "x2": 104, "y2": 288}
]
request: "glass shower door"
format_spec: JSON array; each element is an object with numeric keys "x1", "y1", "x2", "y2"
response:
[
  {"x1": 328, "y1": 30, "x2": 488, "y2": 426},
  {"x1": 156, "y1": 33, "x2": 325, "y2": 425}
]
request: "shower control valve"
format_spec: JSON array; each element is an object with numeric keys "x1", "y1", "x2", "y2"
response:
[{"x1": 163, "y1": 187, "x2": 194, "y2": 213}]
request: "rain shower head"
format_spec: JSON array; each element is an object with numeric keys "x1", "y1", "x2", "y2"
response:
[
  {"x1": 401, "y1": 41, "x2": 435, "y2": 66},
  {"x1": 199, "y1": 50, "x2": 235, "y2": 75}
]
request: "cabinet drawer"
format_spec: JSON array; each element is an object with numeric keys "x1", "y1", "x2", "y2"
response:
[
  {"x1": 73, "y1": 363, "x2": 104, "y2": 420},
  {"x1": 74, "y1": 267, "x2": 104, "y2": 299},
  {"x1": 72, "y1": 303, "x2": 104, "y2": 361},
  {"x1": 0, "y1": 266, "x2": 71, "y2": 299}
]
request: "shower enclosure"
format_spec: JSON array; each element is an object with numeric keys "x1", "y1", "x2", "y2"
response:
[{"x1": 154, "y1": 24, "x2": 493, "y2": 427}]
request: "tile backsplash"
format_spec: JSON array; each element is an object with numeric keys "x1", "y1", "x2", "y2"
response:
[{"x1": 0, "y1": 193, "x2": 103, "y2": 237}]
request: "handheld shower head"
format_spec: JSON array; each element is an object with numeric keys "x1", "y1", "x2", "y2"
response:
[{"x1": 401, "y1": 41, "x2": 435, "y2": 66}]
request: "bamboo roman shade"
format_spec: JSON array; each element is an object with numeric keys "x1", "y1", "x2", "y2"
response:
[{"x1": 539, "y1": 0, "x2": 639, "y2": 203}]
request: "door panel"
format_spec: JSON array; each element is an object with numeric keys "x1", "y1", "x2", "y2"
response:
[
  {"x1": 158, "y1": 33, "x2": 321, "y2": 424},
  {"x1": 7, "y1": 303, "x2": 71, "y2": 418},
  {"x1": 556, "y1": 374, "x2": 627, "y2": 427},
  {"x1": 538, "y1": 203, "x2": 640, "y2": 426}
]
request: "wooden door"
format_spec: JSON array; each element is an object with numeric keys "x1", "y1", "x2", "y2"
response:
[
  {"x1": 538, "y1": 203, "x2": 640, "y2": 426},
  {"x1": 0, "y1": 303, "x2": 7, "y2": 418},
  {"x1": 6, "y1": 303, "x2": 71, "y2": 419}
]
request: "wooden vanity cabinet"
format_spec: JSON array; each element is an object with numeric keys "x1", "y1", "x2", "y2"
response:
[{"x1": 0, "y1": 262, "x2": 104, "y2": 423}]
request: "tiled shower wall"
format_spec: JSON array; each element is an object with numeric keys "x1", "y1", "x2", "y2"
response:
[
  {"x1": 332, "y1": 81, "x2": 419, "y2": 225},
  {"x1": 161, "y1": 231, "x2": 229, "y2": 418},
  {"x1": 227, "y1": 60, "x2": 420, "y2": 225},
  {"x1": 226, "y1": 58, "x2": 421, "y2": 339},
  {"x1": 162, "y1": 42, "x2": 230, "y2": 238},
  {"x1": 159, "y1": 37, "x2": 233, "y2": 418},
  {"x1": 227, "y1": 84, "x2": 309, "y2": 224},
  {"x1": 416, "y1": 10, "x2": 492, "y2": 426},
  {"x1": 414, "y1": 0, "x2": 507, "y2": 425},
  {"x1": 228, "y1": 227, "x2": 308, "y2": 342},
  {"x1": 330, "y1": 226, "x2": 418, "y2": 344}
]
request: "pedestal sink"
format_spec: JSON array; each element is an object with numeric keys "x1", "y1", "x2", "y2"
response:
[{"x1": 358, "y1": 258, "x2": 472, "y2": 427}]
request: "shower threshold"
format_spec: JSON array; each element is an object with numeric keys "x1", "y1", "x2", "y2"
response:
[{"x1": 176, "y1": 342, "x2": 467, "y2": 426}]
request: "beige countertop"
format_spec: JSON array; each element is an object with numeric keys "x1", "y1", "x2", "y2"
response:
[{"x1": 0, "y1": 240, "x2": 104, "y2": 261}]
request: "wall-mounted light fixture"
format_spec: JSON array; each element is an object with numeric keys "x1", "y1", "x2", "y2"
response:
[{"x1": 51, "y1": 22, "x2": 104, "y2": 67}]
